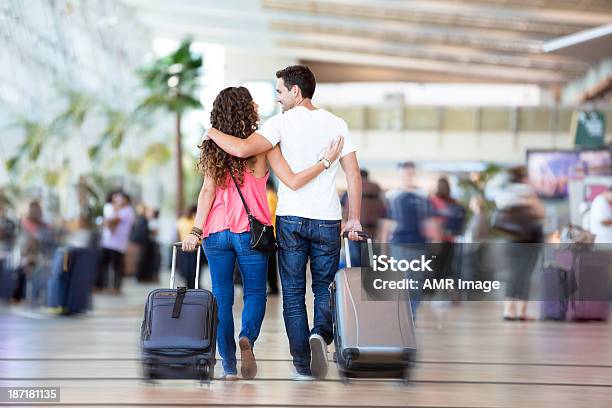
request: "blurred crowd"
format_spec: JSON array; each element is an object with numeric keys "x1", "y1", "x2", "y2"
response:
[
  {"x1": 1, "y1": 163, "x2": 611, "y2": 321},
  {"x1": 0, "y1": 189, "x2": 164, "y2": 304},
  {"x1": 337, "y1": 162, "x2": 611, "y2": 321}
]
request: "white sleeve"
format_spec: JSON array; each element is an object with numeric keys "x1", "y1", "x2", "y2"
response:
[
  {"x1": 103, "y1": 204, "x2": 114, "y2": 219},
  {"x1": 258, "y1": 114, "x2": 282, "y2": 147},
  {"x1": 590, "y1": 195, "x2": 605, "y2": 225},
  {"x1": 339, "y1": 120, "x2": 356, "y2": 158}
]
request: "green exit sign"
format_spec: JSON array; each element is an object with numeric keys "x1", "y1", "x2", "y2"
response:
[{"x1": 573, "y1": 111, "x2": 606, "y2": 147}]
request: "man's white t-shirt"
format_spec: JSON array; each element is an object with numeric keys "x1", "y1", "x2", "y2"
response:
[
  {"x1": 258, "y1": 107, "x2": 356, "y2": 220},
  {"x1": 590, "y1": 193, "x2": 612, "y2": 243}
]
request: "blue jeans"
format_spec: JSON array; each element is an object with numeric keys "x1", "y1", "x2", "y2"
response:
[
  {"x1": 203, "y1": 230, "x2": 268, "y2": 375},
  {"x1": 276, "y1": 216, "x2": 341, "y2": 375}
]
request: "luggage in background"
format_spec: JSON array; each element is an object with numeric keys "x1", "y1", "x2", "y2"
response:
[
  {"x1": 566, "y1": 251, "x2": 609, "y2": 321},
  {"x1": 0, "y1": 258, "x2": 14, "y2": 303},
  {"x1": 47, "y1": 247, "x2": 99, "y2": 315},
  {"x1": 141, "y1": 243, "x2": 217, "y2": 383},
  {"x1": 545, "y1": 249, "x2": 610, "y2": 322},
  {"x1": 539, "y1": 265, "x2": 575, "y2": 321},
  {"x1": 330, "y1": 232, "x2": 416, "y2": 383}
]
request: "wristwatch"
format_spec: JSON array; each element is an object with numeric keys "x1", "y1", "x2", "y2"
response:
[{"x1": 320, "y1": 158, "x2": 331, "y2": 169}]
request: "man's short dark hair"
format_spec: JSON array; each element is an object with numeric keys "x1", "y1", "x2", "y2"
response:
[
  {"x1": 276, "y1": 65, "x2": 316, "y2": 99},
  {"x1": 360, "y1": 169, "x2": 369, "y2": 179}
]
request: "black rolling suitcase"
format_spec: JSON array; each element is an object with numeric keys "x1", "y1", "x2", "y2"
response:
[
  {"x1": 0, "y1": 258, "x2": 14, "y2": 304},
  {"x1": 141, "y1": 243, "x2": 217, "y2": 383},
  {"x1": 47, "y1": 247, "x2": 99, "y2": 314},
  {"x1": 330, "y1": 232, "x2": 417, "y2": 383}
]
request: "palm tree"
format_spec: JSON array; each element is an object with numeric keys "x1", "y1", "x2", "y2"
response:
[
  {"x1": 5, "y1": 89, "x2": 95, "y2": 173},
  {"x1": 137, "y1": 38, "x2": 203, "y2": 217}
]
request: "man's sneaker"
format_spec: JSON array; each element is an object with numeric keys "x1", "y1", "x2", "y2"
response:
[
  {"x1": 239, "y1": 337, "x2": 257, "y2": 380},
  {"x1": 292, "y1": 372, "x2": 315, "y2": 381},
  {"x1": 309, "y1": 334, "x2": 329, "y2": 380}
]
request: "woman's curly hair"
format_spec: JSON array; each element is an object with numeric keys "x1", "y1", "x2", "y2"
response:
[{"x1": 198, "y1": 86, "x2": 259, "y2": 187}]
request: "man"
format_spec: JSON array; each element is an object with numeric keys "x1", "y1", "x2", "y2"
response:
[
  {"x1": 590, "y1": 186, "x2": 612, "y2": 243},
  {"x1": 340, "y1": 169, "x2": 386, "y2": 267},
  {"x1": 341, "y1": 169, "x2": 385, "y2": 238},
  {"x1": 207, "y1": 65, "x2": 362, "y2": 379},
  {"x1": 379, "y1": 162, "x2": 437, "y2": 315}
]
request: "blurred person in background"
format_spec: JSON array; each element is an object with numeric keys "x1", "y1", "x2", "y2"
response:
[
  {"x1": 147, "y1": 207, "x2": 162, "y2": 282},
  {"x1": 341, "y1": 169, "x2": 385, "y2": 237},
  {"x1": 0, "y1": 202, "x2": 17, "y2": 256},
  {"x1": 462, "y1": 195, "x2": 491, "y2": 298},
  {"x1": 493, "y1": 166, "x2": 545, "y2": 321},
  {"x1": 266, "y1": 178, "x2": 279, "y2": 295},
  {"x1": 13, "y1": 200, "x2": 53, "y2": 302},
  {"x1": 430, "y1": 176, "x2": 466, "y2": 242},
  {"x1": 380, "y1": 161, "x2": 437, "y2": 316},
  {"x1": 65, "y1": 179, "x2": 97, "y2": 249},
  {"x1": 429, "y1": 176, "x2": 467, "y2": 296},
  {"x1": 95, "y1": 191, "x2": 135, "y2": 294},
  {"x1": 464, "y1": 195, "x2": 490, "y2": 244},
  {"x1": 589, "y1": 186, "x2": 612, "y2": 243},
  {"x1": 176, "y1": 205, "x2": 200, "y2": 289},
  {"x1": 0, "y1": 202, "x2": 17, "y2": 302},
  {"x1": 130, "y1": 202, "x2": 152, "y2": 282},
  {"x1": 340, "y1": 169, "x2": 386, "y2": 267},
  {"x1": 64, "y1": 212, "x2": 95, "y2": 249}
]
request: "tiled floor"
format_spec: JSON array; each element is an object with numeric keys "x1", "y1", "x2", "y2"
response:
[{"x1": 1, "y1": 274, "x2": 611, "y2": 407}]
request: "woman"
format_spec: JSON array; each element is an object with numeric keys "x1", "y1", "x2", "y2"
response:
[
  {"x1": 183, "y1": 86, "x2": 343, "y2": 380},
  {"x1": 494, "y1": 166, "x2": 545, "y2": 321},
  {"x1": 14, "y1": 201, "x2": 54, "y2": 302},
  {"x1": 429, "y1": 177, "x2": 466, "y2": 297}
]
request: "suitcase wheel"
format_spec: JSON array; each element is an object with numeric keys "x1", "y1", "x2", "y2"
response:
[
  {"x1": 338, "y1": 370, "x2": 350, "y2": 385},
  {"x1": 197, "y1": 362, "x2": 213, "y2": 383},
  {"x1": 143, "y1": 359, "x2": 155, "y2": 373},
  {"x1": 402, "y1": 367, "x2": 412, "y2": 385},
  {"x1": 142, "y1": 362, "x2": 157, "y2": 384}
]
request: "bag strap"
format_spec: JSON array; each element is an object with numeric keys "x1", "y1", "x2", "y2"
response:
[
  {"x1": 226, "y1": 161, "x2": 252, "y2": 216},
  {"x1": 172, "y1": 286, "x2": 187, "y2": 319}
]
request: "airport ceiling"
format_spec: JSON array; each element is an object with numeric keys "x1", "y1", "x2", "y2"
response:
[{"x1": 122, "y1": 0, "x2": 612, "y2": 86}]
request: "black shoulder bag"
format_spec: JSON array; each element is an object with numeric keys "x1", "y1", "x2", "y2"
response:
[{"x1": 227, "y1": 166, "x2": 277, "y2": 254}]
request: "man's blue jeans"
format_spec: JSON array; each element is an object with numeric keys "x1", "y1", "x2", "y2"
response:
[
  {"x1": 276, "y1": 216, "x2": 341, "y2": 375},
  {"x1": 203, "y1": 230, "x2": 268, "y2": 375}
]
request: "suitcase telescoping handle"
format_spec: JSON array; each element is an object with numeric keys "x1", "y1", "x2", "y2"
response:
[
  {"x1": 170, "y1": 242, "x2": 202, "y2": 290},
  {"x1": 342, "y1": 231, "x2": 374, "y2": 268}
]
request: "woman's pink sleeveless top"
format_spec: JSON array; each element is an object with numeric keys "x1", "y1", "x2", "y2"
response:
[{"x1": 202, "y1": 171, "x2": 271, "y2": 237}]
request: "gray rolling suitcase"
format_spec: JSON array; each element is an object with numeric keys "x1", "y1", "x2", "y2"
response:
[
  {"x1": 141, "y1": 243, "x2": 217, "y2": 383},
  {"x1": 565, "y1": 250, "x2": 609, "y2": 321},
  {"x1": 330, "y1": 232, "x2": 417, "y2": 383}
]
